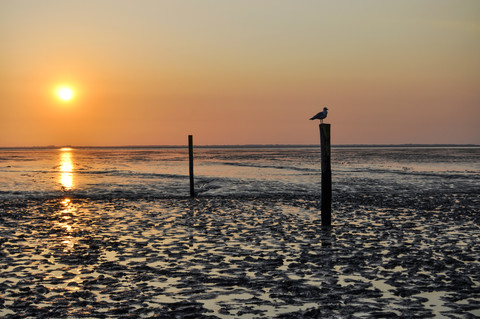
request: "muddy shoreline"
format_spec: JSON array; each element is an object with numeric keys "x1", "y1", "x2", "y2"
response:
[{"x1": 1, "y1": 190, "x2": 479, "y2": 318}]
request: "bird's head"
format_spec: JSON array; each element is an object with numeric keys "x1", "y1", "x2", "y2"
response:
[{"x1": 324, "y1": 107, "x2": 328, "y2": 111}]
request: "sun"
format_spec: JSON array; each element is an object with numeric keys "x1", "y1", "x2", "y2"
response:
[{"x1": 56, "y1": 86, "x2": 74, "y2": 101}]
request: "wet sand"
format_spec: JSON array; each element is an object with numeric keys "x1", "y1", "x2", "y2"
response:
[{"x1": 1, "y1": 190, "x2": 479, "y2": 318}]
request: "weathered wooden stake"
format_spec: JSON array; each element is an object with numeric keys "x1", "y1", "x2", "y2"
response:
[
  {"x1": 188, "y1": 135, "x2": 195, "y2": 197},
  {"x1": 320, "y1": 124, "x2": 332, "y2": 227}
]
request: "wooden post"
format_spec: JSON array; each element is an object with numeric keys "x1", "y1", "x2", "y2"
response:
[
  {"x1": 188, "y1": 135, "x2": 195, "y2": 197},
  {"x1": 320, "y1": 124, "x2": 332, "y2": 227}
]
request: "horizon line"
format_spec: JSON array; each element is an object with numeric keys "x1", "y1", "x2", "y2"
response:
[{"x1": 0, "y1": 143, "x2": 479, "y2": 149}]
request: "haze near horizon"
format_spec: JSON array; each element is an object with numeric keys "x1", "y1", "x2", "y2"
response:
[{"x1": 1, "y1": 0, "x2": 479, "y2": 147}]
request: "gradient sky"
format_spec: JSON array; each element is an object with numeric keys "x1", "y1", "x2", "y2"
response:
[{"x1": 1, "y1": 0, "x2": 479, "y2": 146}]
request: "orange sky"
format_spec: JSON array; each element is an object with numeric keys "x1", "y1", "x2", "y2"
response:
[{"x1": 1, "y1": 0, "x2": 479, "y2": 147}]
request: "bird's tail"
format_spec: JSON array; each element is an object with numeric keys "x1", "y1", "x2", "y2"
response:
[{"x1": 309, "y1": 117, "x2": 315, "y2": 120}]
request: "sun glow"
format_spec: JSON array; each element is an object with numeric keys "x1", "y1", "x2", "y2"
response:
[{"x1": 56, "y1": 86, "x2": 74, "y2": 101}]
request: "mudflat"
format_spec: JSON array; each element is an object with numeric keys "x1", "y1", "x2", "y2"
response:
[{"x1": 1, "y1": 190, "x2": 479, "y2": 318}]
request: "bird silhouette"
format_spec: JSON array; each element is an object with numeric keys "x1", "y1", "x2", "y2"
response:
[{"x1": 310, "y1": 107, "x2": 328, "y2": 123}]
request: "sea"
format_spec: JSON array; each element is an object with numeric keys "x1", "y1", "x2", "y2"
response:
[{"x1": 0, "y1": 146, "x2": 478, "y2": 200}]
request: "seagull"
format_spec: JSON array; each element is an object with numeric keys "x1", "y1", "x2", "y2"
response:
[{"x1": 310, "y1": 107, "x2": 328, "y2": 123}]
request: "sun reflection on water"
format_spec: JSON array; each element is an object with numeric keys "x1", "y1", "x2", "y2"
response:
[
  {"x1": 58, "y1": 197, "x2": 75, "y2": 251},
  {"x1": 59, "y1": 198, "x2": 73, "y2": 233},
  {"x1": 59, "y1": 148, "x2": 74, "y2": 190}
]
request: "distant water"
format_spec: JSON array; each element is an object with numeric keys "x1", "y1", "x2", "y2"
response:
[{"x1": 0, "y1": 146, "x2": 478, "y2": 200}]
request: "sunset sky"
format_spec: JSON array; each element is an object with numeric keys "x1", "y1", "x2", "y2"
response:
[{"x1": 1, "y1": 0, "x2": 479, "y2": 147}]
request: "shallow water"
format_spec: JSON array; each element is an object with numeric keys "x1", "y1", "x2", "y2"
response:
[{"x1": 0, "y1": 146, "x2": 478, "y2": 199}]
